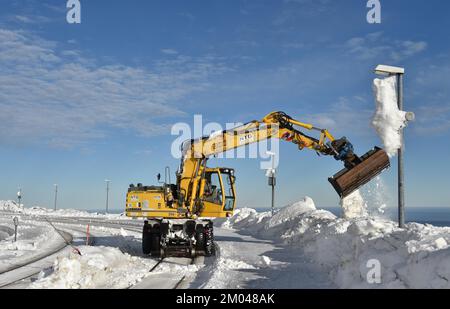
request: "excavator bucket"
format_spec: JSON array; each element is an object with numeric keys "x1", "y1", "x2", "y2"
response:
[{"x1": 328, "y1": 147, "x2": 390, "y2": 198}]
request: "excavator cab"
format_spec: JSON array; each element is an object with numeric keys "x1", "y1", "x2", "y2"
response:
[{"x1": 200, "y1": 168, "x2": 236, "y2": 217}]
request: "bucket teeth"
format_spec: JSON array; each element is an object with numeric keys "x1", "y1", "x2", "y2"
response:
[{"x1": 329, "y1": 147, "x2": 390, "y2": 198}]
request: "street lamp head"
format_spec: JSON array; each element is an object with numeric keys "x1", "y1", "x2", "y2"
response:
[
  {"x1": 405, "y1": 111, "x2": 415, "y2": 122},
  {"x1": 374, "y1": 64, "x2": 405, "y2": 76}
]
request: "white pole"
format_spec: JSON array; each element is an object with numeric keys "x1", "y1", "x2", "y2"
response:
[
  {"x1": 105, "y1": 180, "x2": 110, "y2": 214},
  {"x1": 374, "y1": 65, "x2": 411, "y2": 229},
  {"x1": 54, "y1": 184, "x2": 58, "y2": 211},
  {"x1": 397, "y1": 73, "x2": 405, "y2": 228}
]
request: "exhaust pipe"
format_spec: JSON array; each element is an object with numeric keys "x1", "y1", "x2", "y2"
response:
[{"x1": 329, "y1": 147, "x2": 390, "y2": 198}]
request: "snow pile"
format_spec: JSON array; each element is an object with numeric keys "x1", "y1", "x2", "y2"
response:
[
  {"x1": 340, "y1": 190, "x2": 368, "y2": 219},
  {"x1": 0, "y1": 200, "x2": 128, "y2": 220},
  {"x1": 30, "y1": 246, "x2": 154, "y2": 289},
  {"x1": 219, "y1": 207, "x2": 271, "y2": 230},
  {"x1": 0, "y1": 200, "x2": 24, "y2": 212},
  {"x1": 372, "y1": 76, "x2": 407, "y2": 157},
  {"x1": 220, "y1": 198, "x2": 450, "y2": 288}
]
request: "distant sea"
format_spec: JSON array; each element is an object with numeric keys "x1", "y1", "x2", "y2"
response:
[{"x1": 253, "y1": 207, "x2": 450, "y2": 227}]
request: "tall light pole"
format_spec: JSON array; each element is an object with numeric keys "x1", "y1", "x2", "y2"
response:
[
  {"x1": 53, "y1": 184, "x2": 58, "y2": 211},
  {"x1": 265, "y1": 151, "x2": 277, "y2": 216},
  {"x1": 374, "y1": 65, "x2": 414, "y2": 228},
  {"x1": 105, "y1": 179, "x2": 110, "y2": 214},
  {"x1": 17, "y1": 187, "x2": 22, "y2": 207}
]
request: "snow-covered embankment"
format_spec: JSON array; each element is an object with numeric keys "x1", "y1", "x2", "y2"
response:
[{"x1": 218, "y1": 195, "x2": 450, "y2": 288}]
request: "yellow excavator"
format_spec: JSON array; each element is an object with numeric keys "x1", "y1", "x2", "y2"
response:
[{"x1": 126, "y1": 111, "x2": 390, "y2": 257}]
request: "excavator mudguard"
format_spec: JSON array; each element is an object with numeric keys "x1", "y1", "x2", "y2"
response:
[{"x1": 328, "y1": 147, "x2": 390, "y2": 198}]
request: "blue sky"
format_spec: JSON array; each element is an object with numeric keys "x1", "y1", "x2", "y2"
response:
[{"x1": 1, "y1": 0, "x2": 450, "y2": 211}]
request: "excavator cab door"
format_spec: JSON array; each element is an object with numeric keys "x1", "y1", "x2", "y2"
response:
[
  {"x1": 220, "y1": 169, "x2": 236, "y2": 212},
  {"x1": 200, "y1": 169, "x2": 236, "y2": 217}
]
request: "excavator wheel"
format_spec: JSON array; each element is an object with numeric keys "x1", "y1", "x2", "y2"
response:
[
  {"x1": 204, "y1": 222, "x2": 215, "y2": 257},
  {"x1": 142, "y1": 226, "x2": 152, "y2": 255},
  {"x1": 195, "y1": 225, "x2": 205, "y2": 253},
  {"x1": 150, "y1": 234, "x2": 161, "y2": 257}
]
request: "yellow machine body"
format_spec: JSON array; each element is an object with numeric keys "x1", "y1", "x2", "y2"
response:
[
  {"x1": 125, "y1": 111, "x2": 390, "y2": 257},
  {"x1": 126, "y1": 167, "x2": 236, "y2": 219}
]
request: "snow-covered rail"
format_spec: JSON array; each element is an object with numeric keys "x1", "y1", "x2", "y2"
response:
[
  {"x1": 0, "y1": 230, "x2": 73, "y2": 288},
  {"x1": 0, "y1": 210, "x2": 207, "y2": 289},
  {"x1": 0, "y1": 230, "x2": 72, "y2": 276},
  {"x1": 130, "y1": 255, "x2": 203, "y2": 289}
]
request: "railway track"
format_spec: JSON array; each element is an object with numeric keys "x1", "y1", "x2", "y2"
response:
[
  {"x1": 0, "y1": 224, "x2": 99, "y2": 289},
  {"x1": 0, "y1": 212, "x2": 207, "y2": 289},
  {"x1": 0, "y1": 228, "x2": 78, "y2": 289}
]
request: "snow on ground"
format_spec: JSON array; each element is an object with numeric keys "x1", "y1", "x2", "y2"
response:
[
  {"x1": 372, "y1": 76, "x2": 407, "y2": 157},
  {"x1": 213, "y1": 197, "x2": 450, "y2": 289},
  {"x1": 30, "y1": 246, "x2": 155, "y2": 289},
  {"x1": 0, "y1": 200, "x2": 128, "y2": 220},
  {"x1": 0, "y1": 217, "x2": 64, "y2": 272},
  {"x1": 0, "y1": 201, "x2": 24, "y2": 212},
  {"x1": 3, "y1": 196, "x2": 450, "y2": 289}
]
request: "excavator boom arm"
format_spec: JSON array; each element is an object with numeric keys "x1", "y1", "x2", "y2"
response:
[{"x1": 178, "y1": 111, "x2": 390, "y2": 210}]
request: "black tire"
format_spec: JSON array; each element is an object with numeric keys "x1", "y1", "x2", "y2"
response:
[
  {"x1": 205, "y1": 224, "x2": 214, "y2": 257},
  {"x1": 142, "y1": 228, "x2": 151, "y2": 255},
  {"x1": 195, "y1": 226, "x2": 205, "y2": 252},
  {"x1": 151, "y1": 234, "x2": 161, "y2": 257}
]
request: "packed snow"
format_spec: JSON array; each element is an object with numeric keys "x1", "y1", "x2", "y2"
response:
[
  {"x1": 0, "y1": 218, "x2": 65, "y2": 273},
  {"x1": 372, "y1": 76, "x2": 407, "y2": 157},
  {"x1": 215, "y1": 197, "x2": 450, "y2": 288},
  {"x1": 0, "y1": 200, "x2": 24, "y2": 212},
  {"x1": 0, "y1": 200, "x2": 128, "y2": 220},
  {"x1": 30, "y1": 246, "x2": 155, "y2": 289}
]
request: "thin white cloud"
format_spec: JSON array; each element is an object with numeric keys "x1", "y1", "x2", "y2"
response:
[
  {"x1": 304, "y1": 96, "x2": 373, "y2": 137},
  {"x1": 0, "y1": 29, "x2": 232, "y2": 148},
  {"x1": 13, "y1": 14, "x2": 52, "y2": 24},
  {"x1": 344, "y1": 32, "x2": 427, "y2": 61},
  {"x1": 178, "y1": 12, "x2": 195, "y2": 22},
  {"x1": 274, "y1": 0, "x2": 331, "y2": 25},
  {"x1": 161, "y1": 49, "x2": 178, "y2": 55}
]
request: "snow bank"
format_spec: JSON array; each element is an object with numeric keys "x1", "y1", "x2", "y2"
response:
[
  {"x1": 30, "y1": 246, "x2": 154, "y2": 289},
  {"x1": 372, "y1": 76, "x2": 407, "y2": 157},
  {"x1": 0, "y1": 200, "x2": 24, "y2": 212},
  {"x1": 0, "y1": 200, "x2": 127, "y2": 220},
  {"x1": 220, "y1": 198, "x2": 450, "y2": 288}
]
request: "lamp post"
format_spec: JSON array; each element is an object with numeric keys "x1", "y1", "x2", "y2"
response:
[
  {"x1": 105, "y1": 179, "x2": 110, "y2": 214},
  {"x1": 17, "y1": 187, "x2": 22, "y2": 207},
  {"x1": 266, "y1": 151, "x2": 277, "y2": 216},
  {"x1": 374, "y1": 65, "x2": 415, "y2": 228},
  {"x1": 53, "y1": 184, "x2": 58, "y2": 211}
]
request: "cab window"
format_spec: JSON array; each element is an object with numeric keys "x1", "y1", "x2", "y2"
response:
[
  {"x1": 203, "y1": 172, "x2": 223, "y2": 205},
  {"x1": 222, "y1": 173, "x2": 235, "y2": 211}
]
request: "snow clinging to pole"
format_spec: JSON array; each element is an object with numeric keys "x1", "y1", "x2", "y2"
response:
[{"x1": 372, "y1": 76, "x2": 407, "y2": 157}]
